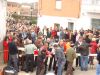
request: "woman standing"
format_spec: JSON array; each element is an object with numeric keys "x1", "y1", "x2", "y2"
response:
[
  {"x1": 90, "y1": 38, "x2": 98, "y2": 65},
  {"x1": 36, "y1": 49, "x2": 46, "y2": 75},
  {"x1": 3, "y1": 36, "x2": 9, "y2": 63}
]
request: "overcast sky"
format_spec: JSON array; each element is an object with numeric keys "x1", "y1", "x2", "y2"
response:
[{"x1": 7, "y1": 0, "x2": 38, "y2": 3}]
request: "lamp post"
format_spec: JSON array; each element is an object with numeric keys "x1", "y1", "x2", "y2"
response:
[{"x1": 30, "y1": 6, "x2": 33, "y2": 24}]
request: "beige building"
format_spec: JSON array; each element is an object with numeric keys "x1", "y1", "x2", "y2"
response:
[
  {"x1": 7, "y1": 1, "x2": 38, "y2": 18},
  {"x1": 7, "y1": 2, "x2": 20, "y2": 17},
  {"x1": 37, "y1": 0, "x2": 81, "y2": 30},
  {"x1": 20, "y1": 3, "x2": 38, "y2": 17}
]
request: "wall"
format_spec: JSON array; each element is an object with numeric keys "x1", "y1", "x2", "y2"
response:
[
  {"x1": 37, "y1": 15, "x2": 78, "y2": 30},
  {"x1": 0, "y1": 0, "x2": 6, "y2": 64},
  {"x1": 39, "y1": 0, "x2": 80, "y2": 18}
]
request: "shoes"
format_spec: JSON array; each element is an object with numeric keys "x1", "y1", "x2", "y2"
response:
[
  {"x1": 81, "y1": 68, "x2": 88, "y2": 71},
  {"x1": 72, "y1": 68, "x2": 75, "y2": 71}
]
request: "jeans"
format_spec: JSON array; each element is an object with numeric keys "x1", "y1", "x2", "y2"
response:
[
  {"x1": 76, "y1": 56, "x2": 81, "y2": 67},
  {"x1": 80, "y1": 56, "x2": 88, "y2": 71},
  {"x1": 8, "y1": 54, "x2": 18, "y2": 72},
  {"x1": 57, "y1": 62, "x2": 65, "y2": 75},
  {"x1": 96, "y1": 64, "x2": 100, "y2": 75}
]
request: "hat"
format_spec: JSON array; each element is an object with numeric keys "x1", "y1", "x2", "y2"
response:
[
  {"x1": 70, "y1": 43, "x2": 74, "y2": 47},
  {"x1": 53, "y1": 43, "x2": 58, "y2": 47},
  {"x1": 26, "y1": 39, "x2": 32, "y2": 44},
  {"x1": 54, "y1": 44, "x2": 58, "y2": 47},
  {"x1": 92, "y1": 38, "x2": 96, "y2": 41}
]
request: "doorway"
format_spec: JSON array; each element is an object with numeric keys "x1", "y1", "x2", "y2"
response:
[{"x1": 54, "y1": 23, "x2": 60, "y2": 31}]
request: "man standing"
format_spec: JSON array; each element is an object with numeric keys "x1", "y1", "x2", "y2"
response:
[
  {"x1": 8, "y1": 38, "x2": 18, "y2": 72},
  {"x1": 36, "y1": 49, "x2": 46, "y2": 75},
  {"x1": 65, "y1": 43, "x2": 76, "y2": 75},
  {"x1": 79, "y1": 38, "x2": 89, "y2": 71},
  {"x1": 54, "y1": 41, "x2": 66, "y2": 75},
  {"x1": 24, "y1": 39, "x2": 37, "y2": 72}
]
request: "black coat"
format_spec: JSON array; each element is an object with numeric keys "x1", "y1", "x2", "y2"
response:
[{"x1": 8, "y1": 41, "x2": 18, "y2": 55}]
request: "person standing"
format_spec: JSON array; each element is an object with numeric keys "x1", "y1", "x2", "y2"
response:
[
  {"x1": 8, "y1": 38, "x2": 18, "y2": 72},
  {"x1": 24, "y1": 39, "x2": 37, "y2": 72},
  {"x1": 79, "y1": 38, "x2": 89, "y2": 71},
  {"x1": 89, "y1": 38, "x2": 98, "y2": 65},
  {"x1": 75, "y1": 37, "x2": 82, "y2": 68},
  {"x1": 54, "y1": 41, "x2": 66, "y2": 75},
  {"x1": 31, "y1": 29, "x2": 37, "y2": 44},
  {"x1": 3, "y1": 36, "x2": 9, "y2": 63},
  {"x1": 64, "y1": 39, "x2": 71, "y2": 71},
  {"x1": 65, "y1": 43, "x2": 76, "y2": 75},
  {"x1": 36, "y1": 49, "x2": 46, "y2": 75},
  {"x1": 96, "y1": 46, "x2": 100, "y2": 75}
]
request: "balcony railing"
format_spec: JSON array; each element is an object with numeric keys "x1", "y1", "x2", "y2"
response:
[
  {"x1": 82, "y1": 0, "x2": 100, "y2": 5},
  {"x1": 81, "y1": 0, "x2": 100, "y2": 13}
]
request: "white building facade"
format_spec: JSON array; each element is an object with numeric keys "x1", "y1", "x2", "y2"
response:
[
  {"x1": 37, "y1": 0, "x2": 100, "y2": 31},
  {"x1": 0, "y1": 0, "x2": 6, "y2": 64},
  {"x1": 37, "y1": 15, "x2": 78, "y2": 31},
  {"x1": 0, "y1": 0, "x2": 6, "y2": 41},
  {"x1": 77, "y1": 0, "x2": 100, "y2": 30},
  {"x1": 37, "y1": 0, "x2": 80, "y2": 31}
]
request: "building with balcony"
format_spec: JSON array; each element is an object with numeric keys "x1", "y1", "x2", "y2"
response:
[
  {"x1": 20, "y1": 3, "x2": 38, "y2": 17},
  {"x1": 7, "y1": 1, "x2": 38, "y2": 18},
  {"x1": 78, "y1": 0, "x2": 100, "y2": 30},
  {"x1": 37, "y1": 0, "x2": 81, "y2": 30},
  {"x1": 7, "y1": 2, "x2": 20, "y2": 17}
]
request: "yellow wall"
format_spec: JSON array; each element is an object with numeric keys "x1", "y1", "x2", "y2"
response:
[{"x1": 39, "y1": 0, "x2": 81, "y2": 18}]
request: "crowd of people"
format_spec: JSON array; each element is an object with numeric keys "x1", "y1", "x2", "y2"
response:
[{"x1": 3, "y1": 19, "x2": 100, "y2": 75}]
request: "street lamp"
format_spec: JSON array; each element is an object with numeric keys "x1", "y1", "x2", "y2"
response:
[{"x1": 30, "y1": 6, "x2": 33, "y2": 24}]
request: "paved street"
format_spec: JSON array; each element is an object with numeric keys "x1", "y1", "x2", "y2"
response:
[
  {"x1": 0, "y1": 59, "x2": 97, "y2": 75},
  {"x1": 18, "y1": 59, "x2": 97, "y2": 75},
  {"x1": 18, "y1": 69, "x2": 96, "y2": 75},
  {"x1": 0, "y1": 64, "x2": 96, "y2": 75}
]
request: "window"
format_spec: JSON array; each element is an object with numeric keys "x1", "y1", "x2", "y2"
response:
[
  {"x1": 91, "y1": 0, "x2": 100, "y2": 5},
  {"x1": 95, "y1": 0, "x2": 100, "y2": 5},
  {"x1": 56, "y1": 0, "x2": 62, "y2": 9},
  {"x1": 68, "y1": 22, "x2": 74, "y2": 31},
  {"x1": 82, "y1": 0, "x2": 92, "y2": 5},
  {"x1": 7, "y1": 4, "x2": 11, "y2": 6},
  {"x1": 12, "y1": 4, "x2": 17, "y2": 7},
  {"x1": 91, "y1": 19, "x2": 100, "y2": 29},
  {"x1": 54, "y1": 23, "x2": 60, "y2": 31}
]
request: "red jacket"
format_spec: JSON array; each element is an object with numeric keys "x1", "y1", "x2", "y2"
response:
[
  {"x1": 3, "y1": 41, "x2": 8, "y2": 50},
  {"x1": 51, "y1": 30, "x2": 57, "y2": 38},
  {"x1": 90, "y1": 41, "x2": 98, "y2": 54},
  {"x1": 40, "y1": 46, "x2": 52, "y2": 56}
]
